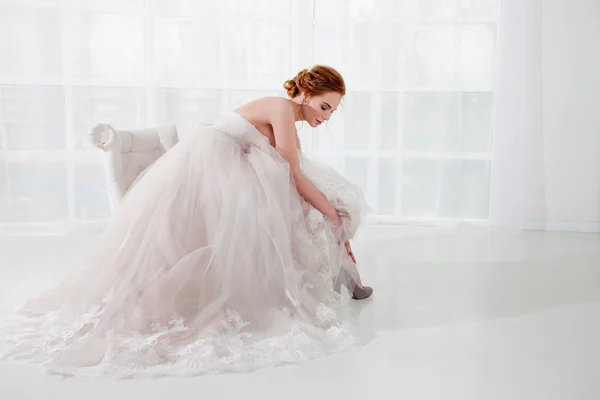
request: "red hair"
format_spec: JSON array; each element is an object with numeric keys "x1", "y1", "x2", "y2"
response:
[{"x1": 283, "y1": 65, "x2": 346, "y2": 98}]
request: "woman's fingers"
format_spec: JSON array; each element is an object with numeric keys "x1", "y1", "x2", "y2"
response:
[
  {"x1": 337, "y1": 210, "x2": 350, "y2": 220},
  {"x1": 344, "y1": 242, "x2": 357, "y2": 263}
]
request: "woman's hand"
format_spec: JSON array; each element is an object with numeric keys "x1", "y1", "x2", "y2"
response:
[
  {"x1": 337, "y1": 209, "x2": 350, "y2": 221},
  {"x1": 345, "y1": 241, "x2": 356, "y2": 264},
  {"x1": 329, "y1": 212, "x2": 342, "y2": 229}
]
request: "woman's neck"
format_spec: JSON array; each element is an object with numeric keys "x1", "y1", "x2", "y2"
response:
[{"x1": 290, "y1": 98, "x2": 305, "y2": 122}]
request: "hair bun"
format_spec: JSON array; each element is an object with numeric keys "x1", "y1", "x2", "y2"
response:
[
  {"x1": 283, "y1": 78, "x2": 300, "y2": 98},
  {"x1": 284, "y1": 69, "x2": 311, "y2": 98},
  {"x1": 283, "y1": 65, "x2": 346, "y2": 99}
]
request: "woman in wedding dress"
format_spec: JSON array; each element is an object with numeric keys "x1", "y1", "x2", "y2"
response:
[{"x1": 1, "y1": 65, "x2": 373, "y2": 378}]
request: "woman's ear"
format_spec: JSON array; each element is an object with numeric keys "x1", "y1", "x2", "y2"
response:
[{"x1": 301, "y1": 93, "x2": 310, "y2": 105}]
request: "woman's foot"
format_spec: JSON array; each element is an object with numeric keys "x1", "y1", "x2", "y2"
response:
[
  {"x1": 352, "y1": 285, "x2": 373, "y2": 300},
  {"x1": 334, "y1": 268, "x2": 373, "y2": 300}
]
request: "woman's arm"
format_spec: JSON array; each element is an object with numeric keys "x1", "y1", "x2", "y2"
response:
[
  {"x1": 295, "y1": 131, "x2": 302, "y2": 151},
  {"x1": 270, "y1": 102, "x2": 340, "y2": 227}
]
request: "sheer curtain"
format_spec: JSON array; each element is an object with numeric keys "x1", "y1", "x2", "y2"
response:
[
  {"x1": 492, "y1": 0, "x2": 600, "y2": 233},
  {"x1": 0, "y1": 0, "x2": 499, "y2": 234},
  {"x1": 490, "y1": 0, "x2": 546, "y2": 232},
  {"x1": 306, "y1": 0, "x2": 498, "y2": 226}
]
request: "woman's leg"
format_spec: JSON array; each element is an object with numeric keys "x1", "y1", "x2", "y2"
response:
[
  {"x1": 343, "y1": 242, "x2": 364, "y2": 287},
  {"x1": 334, "y1": 242, "x2": 372, "y2": 299}
]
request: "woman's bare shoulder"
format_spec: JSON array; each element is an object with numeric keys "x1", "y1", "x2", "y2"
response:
[
  {"x1": 236, "y1": 97, "x2": 294, "y2": 124},
  {"x1": 234, "y1": 96, "x2": 295, "y2": 134},
  {"x1": 260, "y1": 97, "x2": 294, "y2": 114}
]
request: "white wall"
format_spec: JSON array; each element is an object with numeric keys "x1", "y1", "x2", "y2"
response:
[{"x1": 525, "y1": 0, "x2": 600, "y2": 232}]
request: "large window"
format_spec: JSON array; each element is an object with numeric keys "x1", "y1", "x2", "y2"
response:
[
  {"x1": 0, "y1": 0, "x2": 498, "y2": 233},
  {"x1": 308, "y1": 0, "x2": 497, "y2": 224}
]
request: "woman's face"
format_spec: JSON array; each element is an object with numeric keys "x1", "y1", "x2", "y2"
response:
[{"x1": 302, "y1": 91, "x2": 342, "y2": 128}]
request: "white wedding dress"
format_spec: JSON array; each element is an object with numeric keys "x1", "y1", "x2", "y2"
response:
[{"x1": 0, "y1": 112, "x2": 370, "y2": 378}]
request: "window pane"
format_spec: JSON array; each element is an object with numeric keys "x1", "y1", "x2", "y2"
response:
[
  {"x1": 1, "y1": 85, "x2": 65, "y2": 150},
  {"x1": 421, "y1": 0, "x2": 498, "y2": 19},
  {"x1": 156, "y1": 89, "x2": 222, "y2": 136},
  {"x1": 1, "y1": 162, "x2": 68, "y2": 222},
  {"x1": 457, "y1": 0, "x2": 498, "y2": 17},
  {"x1": 408, "y1": 24, "x2": 495, "y2": 89},
  {"x1": 403, "y1": 92, "x2": 459, "y2": 152},
  {"x1": 72, "y1": 86, "x2": 146, "y2": 149},
  {"x1": 225, "y1": 22, "x2": 290, "y2": 87},
  {"x1": 373, "y1": 0, "x2": 420, "y2": 18},
  {"x1": 411, "y1": 24, "x2": 460, "y2": 87},
  {"x1": 314, "y1": 0, "x2": 349, "y2": 19},
  {"x1": 315, "y1": 22, "x2": 379, "y2": 88},
  {"x1": 155, "y1": 0, "x2": 220, "y2": 17},
  {"x1": 343, "y1": 92, "x2": 372, "y2": 151},
  {"x1": 70, "y1": 13, "x2": 144, "y2": 81},
  {"x1": 313, "y1": 23, "x2": 344, "y2": 80},
  {"x1": 76, "y1": 0, "x2": 144, "y2": 13},
  {"x1": 226, "y1": 0, "x2": 290, "y2": 19},
  {"x1": 455, "y1": 92, "x2": 493, "y2": 152},
  {"x1": 154, "y1": 19, "x2": 221, "y2": 85},
  {"x1": 0, "y1": 0, "x2": 61, "y2": 4},
  {"x1": 74, "y1": 162, "x2": 110, "y2": 220},
  {"x1": 380, "y1": 93, "x2": 399, "y2": 150},
  {"x1": 315, "y1": 0, "x2": 420, "y2": 19},
  {"x1": 438, "y1": 160, "x2": 490, "y2": 218},
  {"x1": 458, "y1": 24, "x2": 495, "y2": 89},
  {"x1": 401, "y1": 159, "x2": 441, "y2": 217},
  {"x1": 0, "y1": 7, "x2": 62, "y2": 79},
  {"x1": 344, "y1": 157, "x2": 368, "y2": 195},
  {"x1": 378, "y1": 158, "x2": 397, "y2": 215},
  {"x1": 380, "y1": 23, "x2": 420, "y2": 88}
]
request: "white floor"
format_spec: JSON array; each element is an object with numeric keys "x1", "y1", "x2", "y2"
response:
[{"x1": 1, "y1": 225, "x2": 600, "y2": 400}]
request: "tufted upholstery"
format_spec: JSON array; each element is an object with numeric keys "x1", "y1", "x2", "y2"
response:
[{"x1": 90, "y1": 123, "x2": 179, "y2": 209}]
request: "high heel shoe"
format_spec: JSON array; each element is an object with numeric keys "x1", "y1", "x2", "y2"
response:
[
  {"x1": 351, "y1": 284, "x2": 373, "y2": 300},
  {"x1": 333, "y1": 269, "x2": 374, "y2": 300}
]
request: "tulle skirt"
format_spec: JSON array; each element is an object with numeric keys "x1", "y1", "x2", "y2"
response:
[{"x1": 0, "y1": 112, "x2": 370, "y2": 378}]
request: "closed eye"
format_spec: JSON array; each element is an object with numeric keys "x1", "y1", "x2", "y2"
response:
[{"x1": 322, "y1": 102, "x2": 336, "y2": 112}]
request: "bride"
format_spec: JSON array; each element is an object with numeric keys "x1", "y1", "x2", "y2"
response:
[{"x1": 1, "y1": 65, "x2": 373, "y2": 378}]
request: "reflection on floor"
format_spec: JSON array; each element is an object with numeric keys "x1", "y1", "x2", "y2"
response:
[{"x1": 1, "y1": 225, "x2": 599, "y2": 400}]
